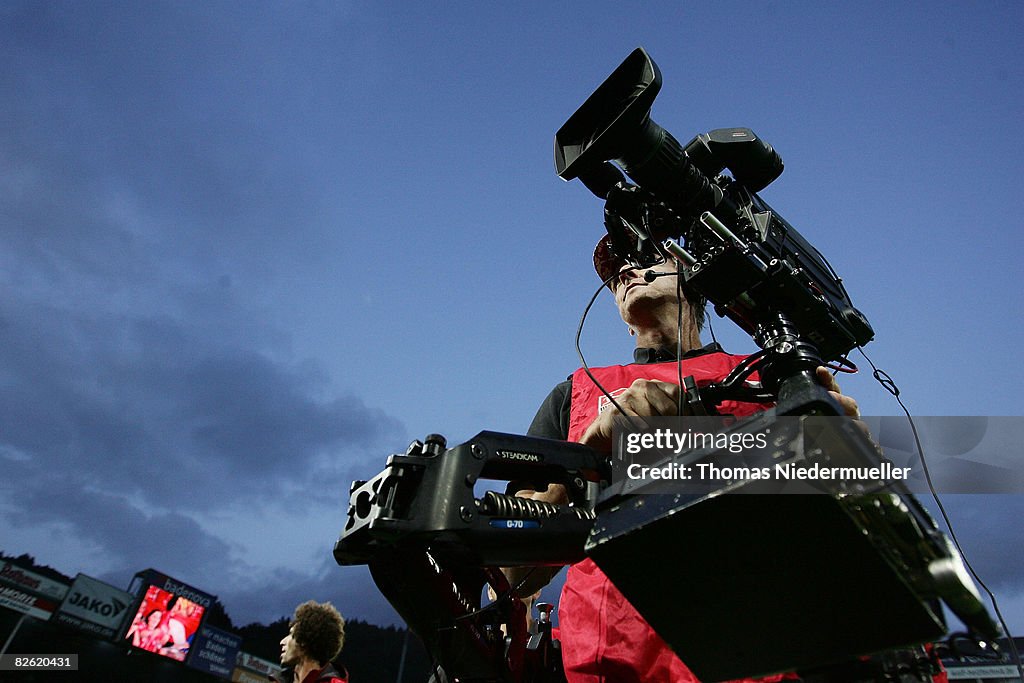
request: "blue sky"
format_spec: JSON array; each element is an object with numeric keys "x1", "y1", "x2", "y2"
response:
[{"x1": 2, "y1": 0, "x2": 1022, "y2": 642}]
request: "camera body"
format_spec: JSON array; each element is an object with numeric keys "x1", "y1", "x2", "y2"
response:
[{"x1": 555, "y1": 47, "x2": 873, "y2": 367}]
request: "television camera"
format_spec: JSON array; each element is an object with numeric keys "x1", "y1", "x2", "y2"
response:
[{"x1": 555, "y1": 47, "x2": 873, "y2": 410}]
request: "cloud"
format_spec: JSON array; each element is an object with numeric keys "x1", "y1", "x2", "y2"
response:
[
  {"x1": 0, "y1": 290, "x2": 402, "y2": 496},
  {"x1": 0, "y1": 1, "x2": 410, "y2": 626},
  {"x1": 0, "y1": 244, "x2": 404, "y2": 620}
]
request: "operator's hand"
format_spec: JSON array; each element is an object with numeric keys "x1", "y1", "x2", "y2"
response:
[
  {"x1": 578, "y1": 378, "x2": 683, "y2": 454},
  {"x1": 502, "y1": 483, "x2": 568, "y2": 595},
  {"x1": 514, "y1": 482, "x2": 569, "y2": 506},
  {"x1": 815, "y1": 366, "x2": 860, "y2": 418}
]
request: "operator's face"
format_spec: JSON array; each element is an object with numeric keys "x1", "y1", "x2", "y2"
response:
[{"x1": 611, "y1": 261, "x2": 683, "y2": 326}]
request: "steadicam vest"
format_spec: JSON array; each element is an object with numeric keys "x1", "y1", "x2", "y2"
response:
[
  {"x1": 560, "y1": 353, "x2": 792, "y2": 683},
  {"x1": 567, "y1": 352, "x2": 765, "y2": 443}
]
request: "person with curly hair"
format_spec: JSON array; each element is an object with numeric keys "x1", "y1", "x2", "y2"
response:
[{"x1": 278, "y1": 600, "x2": 349, "y2": 683}]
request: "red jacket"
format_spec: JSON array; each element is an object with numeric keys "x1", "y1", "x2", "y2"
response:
[
  {"x1": 303, "y1": 664, "x2": 348, "y2": 683},
  {"x1": 273, "y1": 663, "x2": 348, "y2": 683}
]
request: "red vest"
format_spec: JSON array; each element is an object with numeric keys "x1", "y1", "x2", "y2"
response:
[
  {"x1": 566, "y1": 353, "x2": 765, "y2": 443},
  {"x1": 560, "y1": 355, "x2": 793, "y2": 683}
]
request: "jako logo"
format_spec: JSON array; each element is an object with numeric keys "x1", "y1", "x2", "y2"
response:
[{"x1": 69, "y1": 592, "x2": 128, "y2": 618}]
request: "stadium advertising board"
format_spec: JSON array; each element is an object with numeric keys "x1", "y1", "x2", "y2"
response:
[
  {"x1": 186, "y1": 624, "x2": 243, "y2": 679},
  {"x1": 0, "y1": 561, "x2": 69, "y2": 620},
  {"x1": 52, "y1": 573, "x2": 134, "y2": 639},
  {"x1": 234, "y1": 651, "x2": 284, "y2": 682}
]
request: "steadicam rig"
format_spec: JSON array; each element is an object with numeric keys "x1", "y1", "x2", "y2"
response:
[
  {"x1": 331, "y1": 47, "x2": 1003, "y2": 683},
  {"x1": 555, "y1": 47, "x2": 874, "y2": 407}
]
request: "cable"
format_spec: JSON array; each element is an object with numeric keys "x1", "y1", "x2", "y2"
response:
[
  {"x1": 675, "y1": 262, "x2": 685, "y2": 415},
  {"x1": 574, "y1": 272, "x2": 634, "y2": 420},
  {"x1": 857, "y1": 346, "x2": 1023, "y2": 680},
  {"x1": 720, "y1": 350, "x2": 768, "y2": 388},
  {"x1": 827, "y1": 356, "x2": 859, "y2": 374},
  {"x1": 707, "y1": 312, "x2": 719, "y2": 346},
  {"x1": 574, "y1": 264, "x2": 675, "y2": 433},
  {"x1": 578, "y1": 257, "x2": 706, "y2": 420}
]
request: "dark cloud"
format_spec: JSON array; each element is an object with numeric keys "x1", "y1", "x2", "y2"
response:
[
  {"x1": 0, "y1": 292, "x2": 402, "y2": 508},
  {"x1": 4, "y1": 484, "x2": 233, "y2": 580},
  {"x1": 0, "y1": 1, "x2": 408, "y2": 627},
  {"x1": 0, "y1": 277, "x2": 401, "y2": 621}
]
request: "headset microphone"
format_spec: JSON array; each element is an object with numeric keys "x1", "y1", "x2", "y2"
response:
[{"x1": 643, "y1": 270, "x2": 678, "y2": 283}]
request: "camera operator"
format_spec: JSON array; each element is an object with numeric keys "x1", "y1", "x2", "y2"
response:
[{"x1": 519, "y1": 236, "x2": 859, "y2": 683}]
